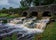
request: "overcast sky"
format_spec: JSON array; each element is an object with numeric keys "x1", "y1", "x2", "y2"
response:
[{"x1": 0, "y1": 0, "x2": 21, "y2": 9}]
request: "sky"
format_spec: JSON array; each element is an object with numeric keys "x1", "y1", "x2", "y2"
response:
[{"x1": 0, "y1": 0, "x2": 21, "y2": 9}]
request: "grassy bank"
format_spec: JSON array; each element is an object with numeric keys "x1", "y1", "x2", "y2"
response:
[
  {"x1": 34, "y1": 22, "x2": 56, "y2": 40},
  {"x1": 0, "y1": 13, "x2": 20, "y2": 18}
]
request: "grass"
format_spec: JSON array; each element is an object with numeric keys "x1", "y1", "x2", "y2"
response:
[
  {"x1": 7, "y1": 15, "x2": 16, "y2": 18},
  {"x1": 0, "y1": 13, "x2": 20, "y2": 18},
  {"x1": 0, "y1": 13, "x2": 9, "y2": 17},
  {"x1": 34, "y1": 22, "x2": 56, "y2": 40}
]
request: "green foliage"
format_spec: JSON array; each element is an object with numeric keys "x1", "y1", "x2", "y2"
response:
[
  {"x1": 53, "y1": 0, "x2": 56, "y2": 3},
  {"x1": 20, "y1": 0, "x2": 55, "y2": 7},
  {"x1": 2, "y1": 33, "x2": 17, "y2": 40},
  {"x1": 2, "y1": 37, "x2": 11, "y2": 40},
  {"x1": 0, "y1": 13, "x2": 21, "y2": 18},
  {"x1": 0, "y1": 7, "x2": 22, "y2": 14},
  {"x1": 43, "y1": 0, "x2": 55, "y2": 5},
  {"x1": 7, "y1": 15, "x2": 15, "y2": 18},
  {"x1": 0, "y1": 13, "x2": 9, "y2": 17},
  {"x1": 34, "y1": 22, "x2": 56, "y2": 40},
  {"x1": 33, "y1": 0, "x2": 39, "y2": 6},
  {"x1": 20, "y1": 0, "x2": 32, "y2": 7},
  {"x1": 19, "y1": 7, "x2": 29, "y2": 11},
  {"x1": 11, "y1": 33, "x2": 17, "y2": 40}
]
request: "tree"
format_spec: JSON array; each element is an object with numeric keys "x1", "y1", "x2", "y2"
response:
[
  {"x1": 1, "y1": 7, "x2": 7, "y2": 13},
  {"x1": 25, "y1": 0, "x2": 33, "y2": 6},
  {"x1": 53, "y1": 0, "x2": 56, "y2": 4},
  {"x1": 20, "y1": 0, "x2": 27, "y2": 7},
  {"x1": 33, "y1": 0, "x2": 39, "y2": 6},
  {"x1": 9, "y1": 7, "x2": 15, "y2": 14},
  {"x1": 20, "y1": 0, "x2": 33, "y2": 7},
  {"x1": 43, "y1": 0, "x2": 55, "y2": 5},
  {"x1": 20, "y1": 0, "x2": 55, "y2": 7},
  {"x1": 20, "y1": 0, "x2": 33, "y2": 11}
]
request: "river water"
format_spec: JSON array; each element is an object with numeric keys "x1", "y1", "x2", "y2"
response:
[{"x1": 0, "y1": 17, "x2": 50, "y2": 40}]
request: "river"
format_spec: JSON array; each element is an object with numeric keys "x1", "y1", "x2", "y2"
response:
[{"x1": 0, "y1": 17, "x2": 50, "y2": 40}]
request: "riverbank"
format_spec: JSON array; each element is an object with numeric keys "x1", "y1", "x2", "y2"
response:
[{"x1": 34, "y1": 22, "x2": 56, "y2": 40}]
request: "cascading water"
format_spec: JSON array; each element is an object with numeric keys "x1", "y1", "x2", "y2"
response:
[{"x1": 0, "y1": 17, "x2": 50, "y2": 40}]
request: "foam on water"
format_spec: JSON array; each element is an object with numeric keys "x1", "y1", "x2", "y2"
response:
[
  {"x1": 0, "y1": 17, "x2": 50, "y2": 40},
  {"x1": 5, "y1": 23, "x2": 44, "y2": 34}
]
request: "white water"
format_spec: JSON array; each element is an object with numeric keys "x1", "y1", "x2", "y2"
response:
[
  {"x1": 4, "y1": 17, "x2": 50, "y2": 35},
  {"x1": 0, "y1": 17, "x2": 50, "y2": 40}
]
